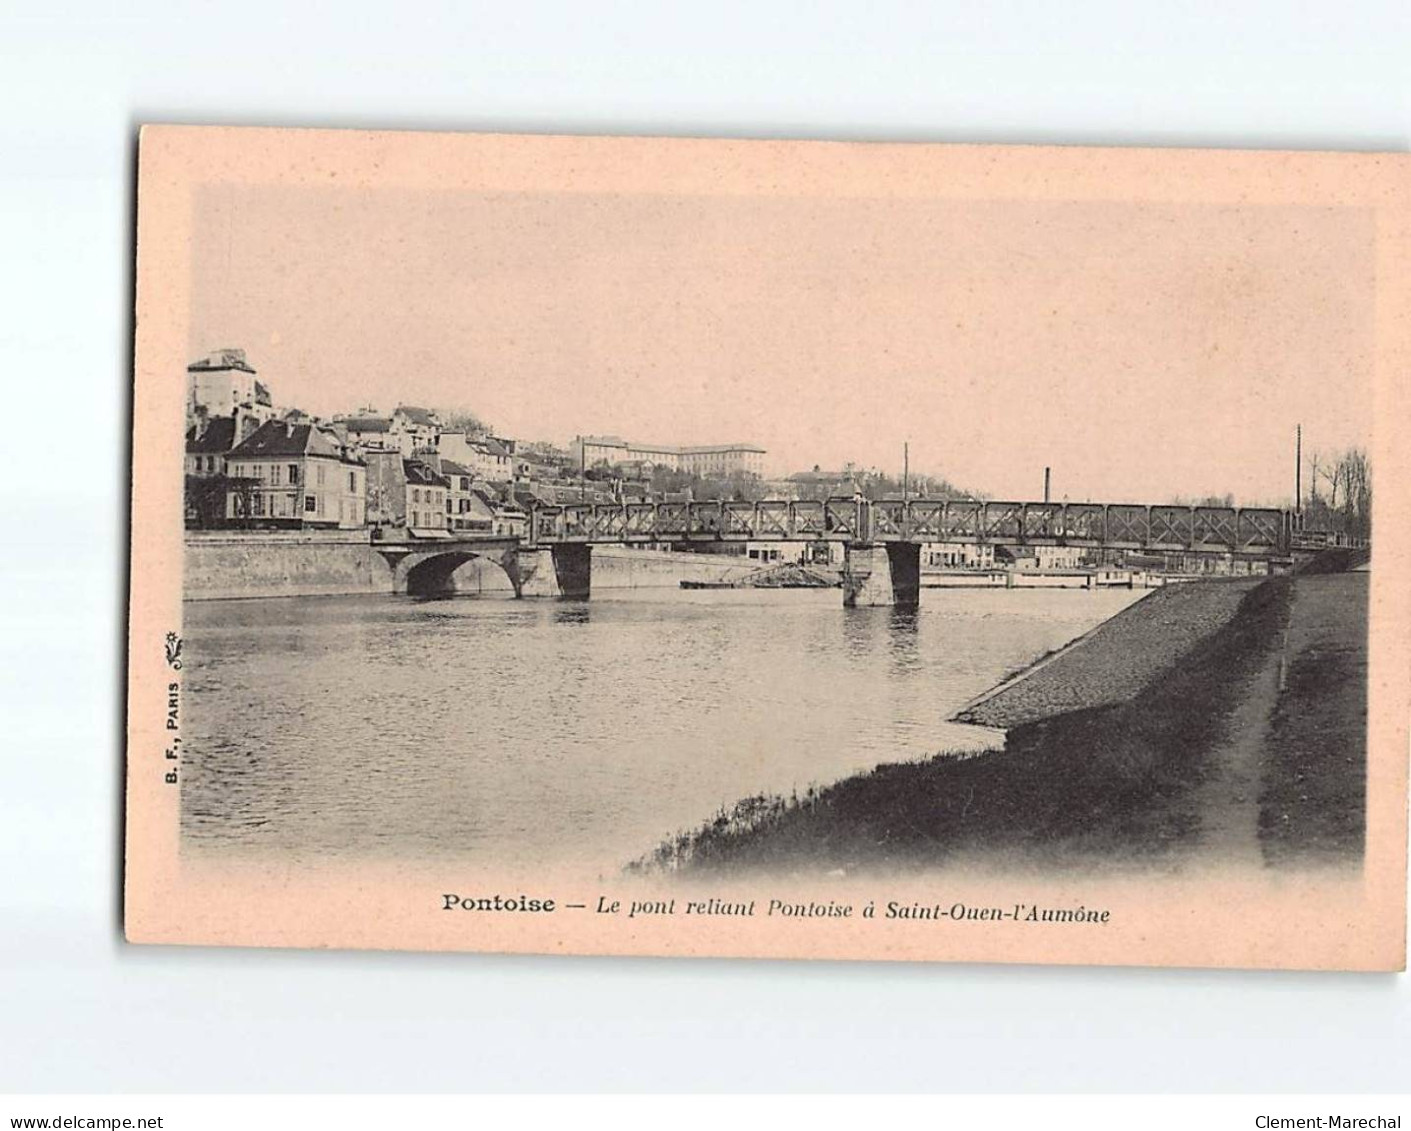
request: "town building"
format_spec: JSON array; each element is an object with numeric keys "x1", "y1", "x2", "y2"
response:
[
  {"x1": 184, "y1": 414, "x2": 261, "y2": 478},
  {"x1": 184, "y1": 415, "x2": 268, "y2": 529},
  {"x1": 342, "y1": 414, "x2": 399, "y2": 452},
  {"x1": 437, "y1": 432, "x2": 514, "y2": 482},
  {"x1": 222, "y1": 419, "x2": 366, "y2": 529},
  {"x1": 364, "y1": 456, "x2": 443, "y2": 535},
  {"x1": 922, "y1": 542, "x2": 996, "y2": 570},
  {"x1": 490, "y1": 498, "x2": 529, "y2": 538},
  {"x1": 186, "y1": 349, "x2": 276, "y2": 431},
  {"x1": 513, "y1": 455, "x2": 559, "y2": 482},
  {"x1": 570, "y1": 435, "x2": 766, "y2": 477},
  {"x1": 403, "y1": 460, "x2": 450, "y2": 535},
  {"x1": 993, "y1": 544, "x2": 1087, "y2": 571},
  {"x1": 393, "y1": 405, "x2": 442, "y2": 454},
  {"x1": 439, "y1": 459, "x2": 491, "y2": 533},
  {"x1": 786, "y1": 468, "x2": 861, "y2": 500}
]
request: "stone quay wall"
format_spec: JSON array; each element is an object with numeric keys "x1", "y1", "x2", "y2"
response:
[{"x1": 184, "y1": 533, "x2": 751, "y2": 601}]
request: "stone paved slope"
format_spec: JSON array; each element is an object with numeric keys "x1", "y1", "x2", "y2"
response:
[{"x1": 954, "y1": 578, "x2": 1263, "y2": 729}]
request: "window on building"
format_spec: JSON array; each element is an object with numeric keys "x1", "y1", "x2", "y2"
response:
[
  {"x1": 305, "y1": 495, "x2": 317, "y2": 513},
  {"x1": 252, "y1": 493, "x2": 264, "y2": 516},
  {"x1": 348, "y1": 471, "x2": 356, "y2": 492},
  {"x1": 270, "y1": 465, "x2": 282, "y2": 486},
  {"x1": 288, "y1": 464, "x2": 299, "y2": 484},
  {"x1": 317, "y1": 464, "x2": 326, "y2": 486}
]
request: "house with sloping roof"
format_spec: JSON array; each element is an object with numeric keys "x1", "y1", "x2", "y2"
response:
[
  {"x1": 343, "y1": 414, "x2": 398, "y2": 454},
  {"x1": 185, "y1": 415, "x2": 244, "y2": 478},
  {"x1": 437, "y1": 430, "x2": 514, "y2": 482},
  {"x1": 223, "y1": 419, "x2": 366, "y2": 529},
  {"x1": 438, "y1": 459, "x2": 485, "y2": 532},
  {"x1": 392, "y1": 405, "x2": 442, "y2": 456},
  {"x1": 402, "y1": 458, "x2": 451, "y2": 535}
]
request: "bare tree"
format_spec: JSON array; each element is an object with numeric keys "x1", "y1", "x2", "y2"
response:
[{"x1": 1305, "y1": 446, "x2": 1371, "y2": 540}]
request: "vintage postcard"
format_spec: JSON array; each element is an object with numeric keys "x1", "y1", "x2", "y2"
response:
[{"x1": 125, "y1": 126, "x2": 1409, "y2": 970}]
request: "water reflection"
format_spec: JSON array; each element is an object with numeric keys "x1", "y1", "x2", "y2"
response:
[
  {"x1": 886, "y1": 607, "x2": 922, "y2": 673},
  {"x1": 839, "y1": 606, "x2": 883, "y2": 658}
]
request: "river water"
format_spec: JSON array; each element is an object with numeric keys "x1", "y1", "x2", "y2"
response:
[{"x1": 180, "y1": 586, "x2": 1142, "y2": 871}]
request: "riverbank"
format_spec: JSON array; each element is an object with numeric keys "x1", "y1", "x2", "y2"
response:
[
  {"x1": 641, "y1": 571, "x2": 1368, "y2": 875},
  {"x1": 954, "y1": 577, "x2": 1261, "y2": 729}
]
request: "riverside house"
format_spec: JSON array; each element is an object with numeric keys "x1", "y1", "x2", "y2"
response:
[
  {"x1": 223, "y1": 419, "x2": 367, "y2": 529},
  {"x1": 439, "y1": 459, "x2": 492, "y2": 533},
  {"x1": 403, "y1": 459, "x2": 450, "y2": 536}
]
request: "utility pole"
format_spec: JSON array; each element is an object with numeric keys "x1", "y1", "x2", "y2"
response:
[
  {"x1": 1044, "y1": 466, "x2": 1051, "y2": 505},
  {"x1": 902, "y1": 441, "x2": 909, "y2": 502},
  {"x1": 1295, "y1": 423, "x2": 1302, "y2": 514},
  {"x1": 580, "y1": 437, "x2": 586, "y2": 502}
]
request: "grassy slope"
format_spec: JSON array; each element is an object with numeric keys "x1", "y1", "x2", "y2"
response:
[
  {"x1": 1259, "y1": 573, "x2": 1368, "y2": 865},
  {"x1": 641, "y1": 577, "x2": 1295, "y2": 876}
]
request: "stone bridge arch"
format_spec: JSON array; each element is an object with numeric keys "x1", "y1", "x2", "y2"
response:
[{"x1": 376, "y1": 543, "x2": 521, "y2": 598}]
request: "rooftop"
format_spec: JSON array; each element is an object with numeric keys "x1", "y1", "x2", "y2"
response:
[
  {"x1": 185, "y1": 416, "x2": 238, "y2": 454},
  {"x1": 227, "y1": 419, "x2": 359, "y2": 463},
  {"x1": 394, "y1": 405, "x2": 438, "y2": 427},
  {"x1": 403, "y1": 459, "x2": 449, "y2": 488},
  {"x1": 187, "y1": 348, "x2": 255, "y2": 374},
  {"x1": 579, "y1": 435, "x2": 765, "y2": 455},
  {"x1": 471, "y1": 436, "x2": 512, "y2": 458}
]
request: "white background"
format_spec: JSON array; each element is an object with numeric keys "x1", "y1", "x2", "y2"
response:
[{"x1": 1, "y1": 0, "x2": 1408, "y2": 1094}]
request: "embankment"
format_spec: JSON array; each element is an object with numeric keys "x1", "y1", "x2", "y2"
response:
[
  {"x1": 640, "y1": 576, "x2": 1304, "y2": 875},
  {"x1": 183, "y1": 534, "x2": 751, "y2": 600},
  {"x1": 184, "y1": 531, "x2": 390, "y2": 600},
  {"x1": 955, "y1": 578, "x2": 1262, "y2": 729}
]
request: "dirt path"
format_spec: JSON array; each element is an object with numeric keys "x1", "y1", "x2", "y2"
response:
[
  {"x1": 1259, "y1": 572, "x2": 1368, "y2": 864},
  {"x1": 1181, "y1": 571, "x2": 1366, "y2": 870},
  {"x1": 1183, "y1": 633, "x2": 1286, "y2": 869}
]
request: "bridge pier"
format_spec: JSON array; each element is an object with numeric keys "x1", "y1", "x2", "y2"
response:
[
  {"x1": 513, "y1": 544, "x2": 592, "y2": 600},
  {"x1": 843, "y1": 543, "x2": 920, "y2": 609}
]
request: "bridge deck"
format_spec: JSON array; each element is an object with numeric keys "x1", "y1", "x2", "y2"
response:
[{"x1": 525, "y1": 497, "x2": 1303, "y2": 556}]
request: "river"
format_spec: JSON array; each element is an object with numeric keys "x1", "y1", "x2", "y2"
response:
[{"x1": 179, "y1": 586, "x2": 1143, "y2": 871}]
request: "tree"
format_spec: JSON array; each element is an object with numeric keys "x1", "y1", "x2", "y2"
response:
[
  {"x1": 1306, "y1": 446, "x2": 1371, "y2": 541},
  {"x1": 443, "y1": 409, "x2": 494, "y2": 437}
]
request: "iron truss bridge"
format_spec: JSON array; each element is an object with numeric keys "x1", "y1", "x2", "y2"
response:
[{"x1": 528, "y1": 498, "x2": 1302, "y2": 555}]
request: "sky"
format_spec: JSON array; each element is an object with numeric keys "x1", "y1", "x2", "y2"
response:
[{"x1": 190, "y1": 184, "x2": 1374, "y2": 506}]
